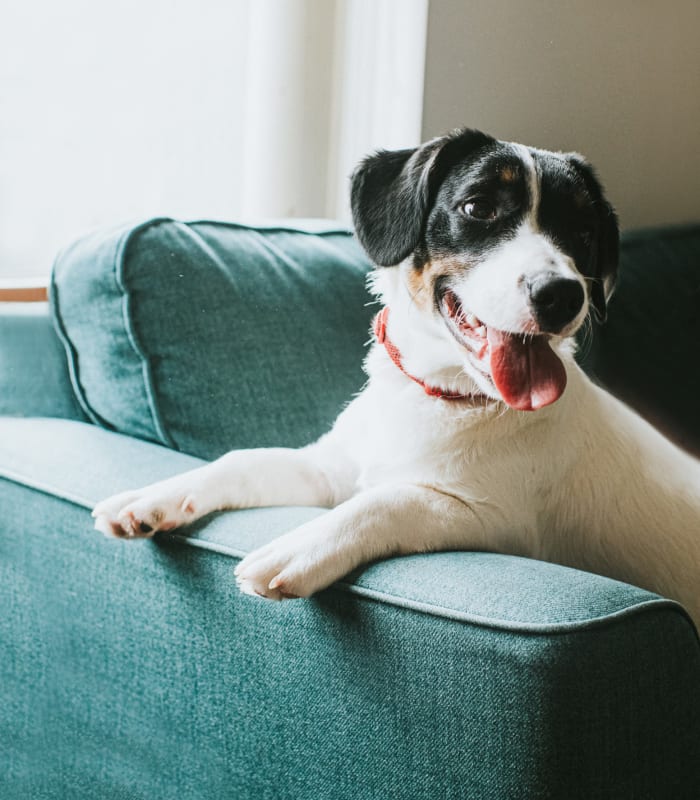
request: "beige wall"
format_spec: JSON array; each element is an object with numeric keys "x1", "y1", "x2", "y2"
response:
[{"x1": 422, "y1": 0, "x2": 700, "y2": 230}]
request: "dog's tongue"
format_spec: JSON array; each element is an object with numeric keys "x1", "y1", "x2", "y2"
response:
[{"x1": 487, "y1": 328, "x2": 567, "y2": 411}]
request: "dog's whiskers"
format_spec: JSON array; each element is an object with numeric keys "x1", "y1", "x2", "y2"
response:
[{"x1": 576, "y1": 312, "x2": 595, "y2": 361}]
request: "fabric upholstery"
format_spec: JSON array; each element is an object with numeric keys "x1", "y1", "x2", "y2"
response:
[
  {"x1": 0, "y1": 303, "x2": 85, "y2": 421},
  {"x1": 50, "y1": 218, "x2": 374, "y2": 460},
  {"x1": 1, "y1": 417, "x2": 685, "y2": 630},
  {"x1": 4, "y1": 220, "x2": 700, "y2": 798},
  {"x1": 2, "y1": 416, "x2": 699, "y2": 799}
]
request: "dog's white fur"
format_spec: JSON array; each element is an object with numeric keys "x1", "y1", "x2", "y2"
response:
[{"x1": 93, "y1": 159, "x2": 700, "y2": 625}]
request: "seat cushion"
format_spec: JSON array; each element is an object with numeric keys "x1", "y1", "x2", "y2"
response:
[{"x1": 50, "y1": 218, "x2": 374, "y2": 459}]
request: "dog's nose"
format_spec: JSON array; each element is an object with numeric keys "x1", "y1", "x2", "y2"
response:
[{"x1": 527, "y1": 274, "x2": 585, "y2": 333}]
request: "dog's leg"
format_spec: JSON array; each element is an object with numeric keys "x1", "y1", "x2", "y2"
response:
[
  {"x1": 92, "y1": 439, "x2": 356, "y2": 539},
  {"x1": 234, "y1": 483, "x2": 499, "y2": 600}
]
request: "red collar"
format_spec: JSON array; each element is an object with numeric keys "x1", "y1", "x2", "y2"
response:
[{"x1": 373, "y1": 306, "x2": 477, "y2": 401}]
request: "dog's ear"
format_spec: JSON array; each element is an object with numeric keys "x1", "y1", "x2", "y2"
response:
[
  {"x1": 567, "y1": 154, "x2": 620, "y2": 322},
  {"x1": 351, "y1": 128, "x2": 494, "y2": 266},
  {"x1": 592, "y1": 200, "x2": 620, "y2": 322}
]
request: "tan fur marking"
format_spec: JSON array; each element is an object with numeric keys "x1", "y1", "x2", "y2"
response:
[
  {"x1": 406, "y1": 258, "x2": 468, "y2": 311},
  {"x1": 499, "y1": 166, "x2": 518, "y2": 183}
]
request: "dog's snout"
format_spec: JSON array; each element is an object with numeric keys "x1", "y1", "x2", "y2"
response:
[{"x1": 527, "y1": 274, "x2": 584, "y2": 333}]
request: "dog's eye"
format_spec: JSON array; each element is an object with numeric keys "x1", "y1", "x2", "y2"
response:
[{"x1": 461, "y1": 198, "x2": 498, "y2": 221}]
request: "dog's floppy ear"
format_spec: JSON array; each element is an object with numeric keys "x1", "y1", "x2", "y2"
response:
[
  {"x1": 351, "y1": 128, "x2": 494, "y2": 266},
  {"x1": 567, "y1": 154, "x2": 620, "y2": 322},
  {"x1": 592, "y1": 200, "x2": 620, "y2": 322}
]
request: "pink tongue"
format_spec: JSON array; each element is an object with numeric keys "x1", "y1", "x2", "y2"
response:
[{"x1": 487, "y1": 329, "x2": 567, "y2": 411}]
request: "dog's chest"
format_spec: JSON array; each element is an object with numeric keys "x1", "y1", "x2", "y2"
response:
[{"x1": 332, "y1": 383, "x2": 501, "y2": 492}]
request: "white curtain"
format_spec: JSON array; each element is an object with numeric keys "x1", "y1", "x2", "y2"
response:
[
  {"x1": 0, "y1": 0, "x2": 428, "y2": 278},
  {"x1": 241, "y1": 0, "x2": 429, "y2": 222}
]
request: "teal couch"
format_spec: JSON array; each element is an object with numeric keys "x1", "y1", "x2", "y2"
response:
[{"x1": 2, "y1": 219, "x2": 699, "y2": 799}]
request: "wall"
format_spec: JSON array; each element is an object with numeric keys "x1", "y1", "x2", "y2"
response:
[{"x1": 422, "y1": 0, "x2": 700, "y2": 230}]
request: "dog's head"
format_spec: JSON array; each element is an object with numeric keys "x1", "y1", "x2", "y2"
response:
[{"x1": 351, "y1": 128, "x2": 619, "y2": 411}]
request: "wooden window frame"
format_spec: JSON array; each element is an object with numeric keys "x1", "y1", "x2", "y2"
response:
[{"x1": 0, "y1": 278, "x2": 49, "y2": 303}]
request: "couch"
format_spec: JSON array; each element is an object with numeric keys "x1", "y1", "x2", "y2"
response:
[{"x1": 2, "y1": 218, "x2": 699, "y2": 799}]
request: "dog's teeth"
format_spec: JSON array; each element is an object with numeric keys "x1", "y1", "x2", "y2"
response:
[
  {"x1": 475, "y1": 325, "x2": 486, "y2": 337},
  {"x1": 466, "y1": 313, "x2": 479, "y2": 327}
]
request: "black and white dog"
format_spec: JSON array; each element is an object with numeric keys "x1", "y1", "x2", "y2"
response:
[{"x1": 94, "y1": 128, "x2": 700, "y2": 625}]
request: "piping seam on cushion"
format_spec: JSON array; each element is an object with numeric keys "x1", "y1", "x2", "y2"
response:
[
  {"x1": 49, "y1": 275, "x2": 113, "y2": 429},
  {"x1": 341, "y1": 583, "x2": 695, "y2": 637},
  {"x1": 113, "y1": 218, "x2": 178, "y2": 450},
  {"x1": 184, "y1": 219, "x2": 354, "y2": 237},
  {"x1": 0, "y1": 469, "x2": 95, "y2": 510},
  {"x1": 49, "y1": 217, "x2": 175, "y2": 442},
  {"x1": 2, "y1": 466, "x2": 695, "y2": 638},
  {"x1": 168, "y1": 533, "x2": 698, "y2": 638}
]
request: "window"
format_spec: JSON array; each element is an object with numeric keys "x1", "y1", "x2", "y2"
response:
[{"x1": 0, "y1": 0, "x2": 428, "y2": 279}]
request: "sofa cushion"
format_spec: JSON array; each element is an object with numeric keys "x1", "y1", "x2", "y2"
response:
[
  {"x1": 0, "y1": 303, "x2": 86, "y2": 421},
  {"x1": 50, "y1": 219, "x2": 374, "y2": 460}
]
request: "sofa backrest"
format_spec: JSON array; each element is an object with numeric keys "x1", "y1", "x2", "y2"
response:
[
  {"x1": 51, "y1": 219, "x2": 375, "y2": 459},
  {"x1": 589, "y1": 224, "x2": 700, "y2": 456},
  {"x1": 50, "y1": 217, "x2": 700, "y2": 460}
]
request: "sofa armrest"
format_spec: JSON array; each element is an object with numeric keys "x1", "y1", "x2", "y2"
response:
[
  {"x1": 2, "y1": 416, "x2": 699, "y2": 798},
  {"x1": 0, "y1": 302, "x2": 86, "y2": 421}
]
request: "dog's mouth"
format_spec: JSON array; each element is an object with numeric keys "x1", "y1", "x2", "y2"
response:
[{"x1": 439, "y1": 288, "x2": 567, "y2": 411}]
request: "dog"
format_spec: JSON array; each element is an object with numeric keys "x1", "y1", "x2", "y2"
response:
[{"x1": 93, "y1": 128, "x2": 700, "y2": 625}]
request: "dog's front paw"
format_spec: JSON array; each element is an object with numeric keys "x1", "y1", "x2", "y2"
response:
[
  {"x1": 92, "y1": 484, "x2": 199, "y2": 539},
  {"x1": 234, "y1": 524, "x2": 342, "y2": 601}
]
